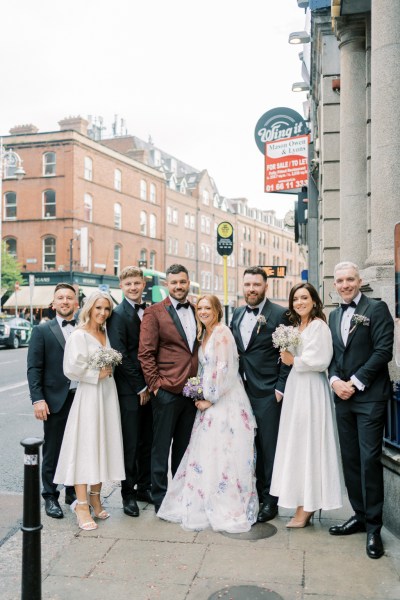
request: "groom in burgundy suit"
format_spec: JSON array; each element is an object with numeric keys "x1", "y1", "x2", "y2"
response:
[{"x1": 138, "y1": 264, "x2": 198, "y2": 512}]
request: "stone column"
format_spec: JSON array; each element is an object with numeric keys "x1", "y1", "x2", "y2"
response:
[
  {"x1": 366, "y1": 0, "x2": 400, "y2": 269},
  {"x1": 336, "y1": 18, "x2": 367, "y2": 266}
]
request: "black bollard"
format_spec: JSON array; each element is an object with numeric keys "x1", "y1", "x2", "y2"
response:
[{"x1": 20, "y1": 437, "x2": 44, "y2": 600}]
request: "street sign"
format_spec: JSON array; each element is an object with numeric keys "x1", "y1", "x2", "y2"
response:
[
  {"x1": 262, "y1": 266, "x2": 287, "y2": 278},
  {"x1": 99, "y1": 284, "x2": 109, "y2": 293},
  {"x1": 217, "y1": 222, "x2": 234, "y2": 256}
]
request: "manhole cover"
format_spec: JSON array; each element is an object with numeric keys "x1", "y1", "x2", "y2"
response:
[
  {"x1": 220, "y1": 522, "x2": 277, "y2": 540},
  {"x1": 208, "y1": 586, "x2": 283, "y2": 599}
]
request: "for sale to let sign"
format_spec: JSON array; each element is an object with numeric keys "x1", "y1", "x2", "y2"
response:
[{"x1": 265, "y1": 134, "x2": 309, "y2": 193}]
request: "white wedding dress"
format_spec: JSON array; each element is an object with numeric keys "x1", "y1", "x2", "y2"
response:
[
  {"x1": 54, "y1": 329, "x2": 125, "y2": 486},
  {"x1": 158, "y1": 323, "x2": 258, "y2": 533},
  {"x1": 270, "y1": 319, "x2": 343, "y2": 512}
]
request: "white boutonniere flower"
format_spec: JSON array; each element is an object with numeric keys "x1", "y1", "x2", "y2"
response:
[
  {"x1": 256, "y1": 314, "x2": 267, "y2": 334},
  {"x1": 349, "y1": 314, "x2": 370, "y2": 334}
]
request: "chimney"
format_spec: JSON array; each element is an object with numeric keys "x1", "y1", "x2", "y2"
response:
[
  {"x1": 9, "y1": 124, "x2": 39, "y2": 135},
  {"x1": 126, "y1": 149, "x2": 148, "y2": 164},
  {"x1": 58, "y1": 116, "x2": 88, "y2": 136}
]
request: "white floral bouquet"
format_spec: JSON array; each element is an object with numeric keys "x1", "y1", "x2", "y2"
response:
[
  {"x1": 182, "y1": 376, "x2": 204, "y2": 401},
  {"x1": 272, "y1": 324, "x2": 302, "y2": 351},
  {"x1": 88, "y1": 347, "x2": 123, "y2": 370}
]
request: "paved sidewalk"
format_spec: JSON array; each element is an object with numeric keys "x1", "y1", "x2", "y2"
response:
[{"x1": 1, "y1": 484, "x2": 400, "y2": 600}]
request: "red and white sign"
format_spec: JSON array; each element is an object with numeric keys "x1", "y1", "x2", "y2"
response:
[{"x1": 265, "y1": 134, "x2": 309, "y2": 193}]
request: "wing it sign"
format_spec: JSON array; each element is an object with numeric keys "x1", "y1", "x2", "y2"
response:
[{"x1": 265, "y1": 134, "x2": 309, "y2": 193}]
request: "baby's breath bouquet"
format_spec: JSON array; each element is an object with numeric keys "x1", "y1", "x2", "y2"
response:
[
  {"x1": 272, "y1": 324, "x2": 302, "y2": 352},
  {"x1": 88, "y1": 347, "x2": 123, "y2": 370},
  {"x1": 182, "y1": 376, "x2": 204, "y2": 401}
]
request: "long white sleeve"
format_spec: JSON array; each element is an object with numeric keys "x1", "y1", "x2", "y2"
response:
[
  {"x1": 63, "y1": 330, "x2": 100, "y2": 384},
  {"x1": 202, "y1": 324, "x2": 241, "y2": 403},
  {"x1": 293, "y1": 320, "x2": 333, "y2": 373}
]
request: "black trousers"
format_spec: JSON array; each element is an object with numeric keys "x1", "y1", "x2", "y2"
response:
[
  {"x1": 151, "y1": 389, "x2": 196, "y2": 506},
  {"x1": 335, "y1": 399, "x2": 386, "y2": 533},
  {"x1": 245, "y1": 386, "x2": 282, "y2": 506},
  {"x1": 119, "y1": 393, "x2": 153, "y2": 499},
  {"x1": 42, "y1": 391, "x2": 75, "y2": 500}
]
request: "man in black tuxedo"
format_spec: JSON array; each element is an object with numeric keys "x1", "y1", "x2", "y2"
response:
[
  {"x1": 27, "y1": 283, "x2": 78, "y2": 518},
  {"x1": 328, "y1": 261, "x2": 394, "y2": 559},
  {"x1": 107, "y1": 266, "x2": 152, "y2": 517},
  {"x1": 231, "y1": 266, "x2": 290, "y2": 523}
]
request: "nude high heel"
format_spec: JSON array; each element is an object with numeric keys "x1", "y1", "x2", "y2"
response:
[
  {"x1": 71, "y1": 500, "x2": 98, "y2": 531},
  {"x1": 286, "y1": 510, "x2": 315, "y2": 528},
  {"x1": 89, "y1": 490, "x2": 110, "y2": 520}
]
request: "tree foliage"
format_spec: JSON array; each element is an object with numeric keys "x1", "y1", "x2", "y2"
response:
[{"x1": 1, "y1": 241, "x2": 23, "y2": 292}]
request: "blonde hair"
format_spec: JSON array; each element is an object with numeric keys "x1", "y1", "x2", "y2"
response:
[
  {"x1": 78, "y1": 291, "x2": 113, "y2": 329},
  {"x1": 195, "y1": 294, "x2": 223, "y2": 340}
]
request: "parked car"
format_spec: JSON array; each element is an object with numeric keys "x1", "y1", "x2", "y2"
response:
[{"x1": 0, "y1": 316, "x2": 32, "y2": 349}]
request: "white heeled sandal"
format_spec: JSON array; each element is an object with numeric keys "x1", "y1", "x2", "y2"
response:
[
  {"x1": 89, "y1": 490, "x2": 110, "y2": 520},
  {"x1": 71, "y1": 500, "x2": 98, "y2": 531}
]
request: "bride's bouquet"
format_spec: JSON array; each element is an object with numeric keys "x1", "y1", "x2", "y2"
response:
[
  {"x1": 272, "y1": 324, "x2": 301, "y2": 352},
  {"x1": 182, "y1": 376, "x2": 204, "y2": 401},
  {"x1": 88, "y1": 347, "x2": 123, "y2": 370}
]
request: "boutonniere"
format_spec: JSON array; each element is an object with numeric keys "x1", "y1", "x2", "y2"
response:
[
  {"x1": 256, "y1": 315, "x2": 267, "y2": 334},
  {"x1": 349, "y1": 314, "x2": 370, "y2": 334}
]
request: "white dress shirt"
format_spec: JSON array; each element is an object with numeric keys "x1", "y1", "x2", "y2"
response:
[
  {"x1": 169, "y1": 296, "x2": 197, "y2": 352},
  {"x1": 56, "y1": 315, "x2": 78, "y2": 390},
  {"x1": 239, "y1": 299, "x2": 266, "y2": 350}
]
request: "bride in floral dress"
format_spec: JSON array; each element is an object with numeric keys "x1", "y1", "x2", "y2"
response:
[{"x1": 158, "y1": 294, "x2": 258, "y2": 533}]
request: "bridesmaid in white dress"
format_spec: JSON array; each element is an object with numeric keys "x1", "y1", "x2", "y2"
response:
[
  {"x1": 54, "y1": 292, "x2": 125, "y2": 531},
  {"x1": 270, "y1": 283, "x2": 343, "y2": 527},
  {"x1": 158, "y1": 294, "x2": 258, "y2": 533}
]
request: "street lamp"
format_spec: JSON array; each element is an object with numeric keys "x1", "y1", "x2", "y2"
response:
[{"x1": 0, "y1": 138, "x2": 26, "y2": 306}]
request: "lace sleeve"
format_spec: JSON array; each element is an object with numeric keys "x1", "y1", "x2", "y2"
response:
[
  {"x1": 63, "y1": 331, "x2": 99, "y2": 384},
  {"x1": 202, "y1": 324, "x2": 239, "y2": 403}
]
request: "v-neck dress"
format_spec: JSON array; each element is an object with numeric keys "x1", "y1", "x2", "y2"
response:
[{"x1": 54, "y1": 329, "x2": 125, "y2": 486}]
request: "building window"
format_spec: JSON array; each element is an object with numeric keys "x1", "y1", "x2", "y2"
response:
[
  {"x1": 43, "y1": 236, "x2": 56, "y2": 270},
  {"x1": 202, "y1": 190, "x2": 209, "y2": 205},
  {"x1": 140, "y1": 179, "x2": 147, "y2": 200},
  {"x1": 84, "y1": 157, "x2": 93, "y2": 181},
  {"x1": 205, "y1": 245, "x2": 211, "y2": 262},
  {"x1": 185, "y1": 242, "x2": 190, "y2": 257},
  {"x1": 150, "y1": 183, "x2": 156, "y2": 203},
  {"x1": 114, "y1": 203, "x2": 122, "y2": 229},
  {"x1": 205, "y1": 218, "x2": 211, "y2": 235},
  {"x1": 167, "y1": 238, "x2": 172, "y2": 254},
  {"x1": 172, "y1": 209, "x2": 178, "y2": 225},
  {"x1": 140, "y1": 249, "x2": 147, "y2": 264},
  {"x1": 149, "y1": 250, "x2": 156, "y2": 270},
  {"x1": 114, "y1": 169, "x2": 122, "y2": 191},
  {"x1": 43, "y1": 152, "x2": 56, "y2": 176},
  {"x1": 140, "y1": 211, "x2": 147, "y2": 235},
  {"x1": 190, "y1": 215, "x2": 195, "y2": 230},
  {"x1": 173, "y1": 239, "x2": 179, "y2": 255},
  {"x1": 114, "y1": 245, "x2": 121, "y2": 276},
  {"x1": 5, "y1": 238, "x2": 17, "y2": 258},
  {"x1": 190, "y1": 243, "x2": 195, "y2": 258},
  {"x1": 43, "y1": 190, "x2": 56, "y2": 218},
  {"x1": 149, "y1": 214, "x2": 156, "y2": 238},
  {"x1": 84, "y1": 193, "x2": 93, "y2": 222},
  {"x1": 184, "y1": 213, "x2": 190, "y2": 228},
  {"x1": 167, "y1": 206, "x2": 172, "y2": 223},
  {"x1": 201, "y1": 216, "x2": 206, "y2": 233},
  {"x1": 4, "y1": 191, "x2": 17, "y2": 219}
]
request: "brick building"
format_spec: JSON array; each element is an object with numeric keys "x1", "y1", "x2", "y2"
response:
[{"x1": 2, "y1": 116, "x2": 303, "y2": 310}]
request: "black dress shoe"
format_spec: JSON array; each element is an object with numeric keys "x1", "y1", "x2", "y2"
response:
[
  {"x1": 45, "y1": 497, "x2": 63, "y2": 519},
  {"x1": 64, "y1": 491, "x2": 77, "y2": 506},
  {"x1": 329, "y1": 515, "x2": 366, "y2": 536},
  {"x1": 136, "y1": 489, "x2": 154, "y2": 504},
  {"x1": 123, "y1": 497, "x2": 140, "y2": 517},
  {"x1": 257, "y1": 503, "x2": 278, "y2": 522},
  {"x1": 366, "y1": 532, "x2": 384, "y2": 559}
]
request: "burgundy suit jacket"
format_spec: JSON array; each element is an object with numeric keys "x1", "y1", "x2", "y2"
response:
[{"x1": 138, "y1": 297, "x2": 198, "y2": 394}]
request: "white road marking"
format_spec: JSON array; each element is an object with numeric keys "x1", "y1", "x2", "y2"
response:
[{"x1": 0, "y1": 382, "x2": 27, "y2": 393}]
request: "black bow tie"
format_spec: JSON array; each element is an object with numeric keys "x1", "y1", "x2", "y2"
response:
[
  {"x1": 340, "y1": 301, "x2": 357, "y2": 311},
  {"x1": 246, "y1": 306, "x2": 259, "y2": 315},
  {"x1": 134, "y1": 303, "x2": 146, "y2": 311},
  {"x1": 176, "y1": 302, "x2": 190, "y2": 310},
  {"x1": 62, "y1": 319, "x2": 76, "y2": 327}
]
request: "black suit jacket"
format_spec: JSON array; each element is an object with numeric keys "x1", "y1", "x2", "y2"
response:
[
  {"x1": 328, "y1": 294, "x2": 394, "y2": 403},
  {"x1": 107, "y1": 298, "x2": 147, "y2": 396},
  {"x1": 27, "y1": 319, "x2": 72, "y2": 414},
  {"x1": 231, "y1": 299, "x2": 290, "y2": 398}
]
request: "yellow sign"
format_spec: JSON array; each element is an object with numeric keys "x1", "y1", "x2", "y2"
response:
[{"x1": 217, "y1": 222, "x2": 233, "y2": 238}]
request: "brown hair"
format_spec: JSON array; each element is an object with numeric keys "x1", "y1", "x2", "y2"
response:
[
  {"x1": 287, "y1": 282, "x2": 326, "y2": 325},
  {"x1": 195, "y1": 294, "x2": 223, "y2": 340},
  {"x1": 119, "y1": 266, "x2": 144, "y2": 281}
]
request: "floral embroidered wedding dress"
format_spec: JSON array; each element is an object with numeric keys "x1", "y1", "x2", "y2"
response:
[{"x1": 158, "y1": 323, "x2": 258, "y2": 533}]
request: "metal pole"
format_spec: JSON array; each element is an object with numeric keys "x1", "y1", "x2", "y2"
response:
[
  {"x1": 20, "y1": 437, "x2": 44, "y2": 600},
  {"x1": 223, "y1": 255, "x2": 229, "y2": 325}
]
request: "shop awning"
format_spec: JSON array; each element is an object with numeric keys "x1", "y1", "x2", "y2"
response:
[{"x1": 4, "y1": 285, "x2": 57, "y2": 309}]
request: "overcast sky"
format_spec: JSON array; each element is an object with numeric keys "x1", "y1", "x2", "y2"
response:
[{"x1": 1, "y1": 0, "x2": 307, "y2": 217}]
